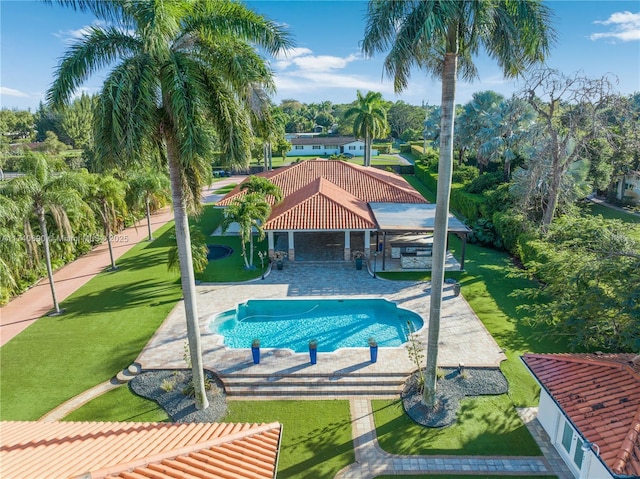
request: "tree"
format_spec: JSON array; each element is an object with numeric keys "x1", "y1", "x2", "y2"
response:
[
  {"x1": 457, "y1": 90, "x2": 504, "y2": 172},
  {"x1": 521, "y1": 69, "x2": 615, "y2": 226},
  {"x1": 344, "y1": 90, "x2": 389, "y2": 167},
  {"x1": 477, "y1": 96, "x2": 538, "y2": 182},
  {"x1": 240, "y1": 175, "x2": 283, "y2": 203},
  {"x1": 59, "y1": 93, "x2": 96, "y2": 149},
  {"x1": 126, "y1": 168, "x2": 171, "y2": 241},
  {"x1": 49, "y1": 0, "x2": 291, "y2": 410},
  {"x1": 86, "y1": 173, "x2": 127, "y2": 270},
  {"x1": 518, "y1": 214, "x2": 640, "y2": 352},
  {"x1": 363, "y1": 0, "x2": 554, "y2": 407},
  {"x1": 388, "y1": 101, "x2": 425, "y2": 139},
  {"x1": 221, "y1": 192, "x2": 271, "y2": 270},
  {"x1": 1, "y1": 152, "x2": 90, "y2": 314}
]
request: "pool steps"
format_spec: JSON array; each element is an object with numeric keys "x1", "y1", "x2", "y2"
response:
[{"x1": 219, "y1": 371, "x2": 409, "y2": 397}]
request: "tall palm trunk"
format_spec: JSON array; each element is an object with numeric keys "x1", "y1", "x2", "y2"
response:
[
  {"x1": 146, "y1": 197, "x2": 153, "y2": 241},
  {"x1": 423, "y1": 29, "x2": 458, "y2": 408},
  {"x1": 37, "y1": 207, "x2": 61, "y2": 315},
  {"x1": 167, "y1": 140, "x2": 209, "y2": 410}
]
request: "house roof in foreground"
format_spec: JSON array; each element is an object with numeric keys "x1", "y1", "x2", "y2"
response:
[
  {"x1": 522, "y1": 353, "x2": 640, "y2": 478},
  {"x1": 0, "y1": 421, "x2": 281, "y2": 479},
  {"x1": 217, "y1": 160, "x2": 427, "y2": 231}
]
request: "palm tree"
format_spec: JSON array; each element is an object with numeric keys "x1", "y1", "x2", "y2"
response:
[
  {"x1": 87, "y1": 173, "x2": 127, "y2": 270},
  {"x1": 2, "y1": 152, "x2": 91, "y2": 315},
  {"x1": 240, "y1": 175, "x2": 283, "y2": 203},
  {"x1": 49, "y1": 0, "x2": 292, "y2": 409},
  {"x1": 126, "y1": 169, "x2": 170, "y2": 241},
  {"x1": 344, "y1": 90, "x2": 389, "y2": 166},
  {"x1": 221, "y1": 193, "x2": 271, "y2": 270},
  {"x1": 363, "y1": 0, "x2": 554, "y2": 407}
]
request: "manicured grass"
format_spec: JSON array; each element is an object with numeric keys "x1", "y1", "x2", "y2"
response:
[
  {"x1": 581, "y1": 201, "x2": 640, "y2": 224},
  {"x1": 0, "y1": 223, "x2": 183, "y2": 420},
  {"x1": 63, "y1": 385, "x2": 170, "y2": 422},
  {"x1": 222, "y1": 400, "x2": 354, "y2": 479},
  {"x1": 375, "y1": 475, "x2": 557, "y2": 479},
  {"x1": 372, "y1": 395, "x2": 541, "y2": 456},
  {"x1": 403, "y1": 174, "x2": 436, "y2": 202},
  {"x1": 192, "y1": 205, "x2": 267, "y2": 282},
  {"x1": 211, "y1": 182, "x2": 237, "y2": 194}
]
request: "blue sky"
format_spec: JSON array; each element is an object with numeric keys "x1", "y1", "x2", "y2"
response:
[{"x1": 1, "y1": 0, "x2": 639, "y2": 111}]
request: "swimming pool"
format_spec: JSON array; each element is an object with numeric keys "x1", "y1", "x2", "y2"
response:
[{"x1": 209, "y1": 298, "x2": 423, "y2": 352}]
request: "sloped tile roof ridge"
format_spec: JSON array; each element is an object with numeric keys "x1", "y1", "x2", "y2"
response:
[
  {"x1": 264, "y1": 177, "x2": 376, "y2": 230},
  {"x1": 523, "y1": 353, "x2": 640, "y2": 477},
  {"x1": 614, "y1": 408, "x2": 640, "y2": 477},
  {"x1": 523, "y1": 352, "x2": 640, "y2": 375},
  {"x1": 78, "y1": 422, "x2": 281, "y2": 479}
]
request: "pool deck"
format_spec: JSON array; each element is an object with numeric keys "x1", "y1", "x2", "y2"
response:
[{"x1": 136, "y1": 262, "x2": 506, "y2": 396}]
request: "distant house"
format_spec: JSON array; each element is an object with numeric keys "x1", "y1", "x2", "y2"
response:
[
  {"x1": 289, "y1": 136, "x2": 377, "y2": 157},
  {"x1": 0, "y1": 420, "x2": 282, "y2": 479},
  {"x1": 522, "y1": 353, "x2": 640, "y2": 479},
  {"x1": 614, "y1": 171, "x2": 640, "y2": 205}
]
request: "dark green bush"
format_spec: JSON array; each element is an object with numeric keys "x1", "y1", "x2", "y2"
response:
[
  {"x1": 466, "y1": 172, "x2": 502, "y2": 194},
  {"x1": 467, "y1": 218, "x2": 503, "y2": 249},
  {"x1": 492, "y1": 210, "x2": 532, "y2": 254},
  {"x1": 452, "y1": 165, "x2": 479, "y2": 183}
]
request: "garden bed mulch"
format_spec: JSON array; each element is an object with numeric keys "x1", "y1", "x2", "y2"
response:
[
  {"x1": 402, "y1": 367, "x2": 508, "y2": 428},
  {"x1": 129, "y1": 369, "x2": 226, "y2": 423}
]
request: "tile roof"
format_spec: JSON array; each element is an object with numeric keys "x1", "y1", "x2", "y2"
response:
[
  {"x1": 217, "y1": 160, "x2": 427, "y2": 231},
  {"x1": 264, "y1": 177, "x2": 376, "y2": 230},
  {"x1": 0, "y1": 421, "x2": 281, "y2": 479},
  {"x1": 522, "y1": 353, "x2": 640, "y2": 477}
]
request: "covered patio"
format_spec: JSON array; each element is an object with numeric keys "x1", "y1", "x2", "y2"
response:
[{"x1": 370, "y1": 203, "x2": 471, "y2": 271}]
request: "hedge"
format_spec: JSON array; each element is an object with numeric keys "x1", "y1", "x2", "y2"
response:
[{"x1": 516, "y1": 233, "x2": 550, "y2": 268}]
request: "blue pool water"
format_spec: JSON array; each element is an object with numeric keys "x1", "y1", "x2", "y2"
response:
[{"x1": 209, "y1": 298, "x2": 423, "y2": 352}]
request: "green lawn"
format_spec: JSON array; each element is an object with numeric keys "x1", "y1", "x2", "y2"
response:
[
  {"x1": 376, "y1": 476, "x2": 557, "y2": 479},
  {"x1": 222, "y1": 400, "x2": 354, "y2": 479},
  {"x1": 581, "y1": 201, "x2": 640, "y2": 224},
  {"x1": 63, "y1": 385, "x2": 170, "y2": 422},
  {"x1": 373, "y1": 395, "x2": 541, "y2": 456},
  {"x1": 0, "y1": 223, "x2": 182, "y2": 420}
]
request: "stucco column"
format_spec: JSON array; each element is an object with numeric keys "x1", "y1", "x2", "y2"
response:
[
  {"x1": 344, "y1": 230, "x2": 351, "y2": 261},
  {"x1": 287, "y1": 231, "x2": 295, "y2": 261},
  {"x1": 267, "y1": 231, "x2": 274, "y2": 257},
  {"x1": 364, "y1": 230, "x2": 371, "y2": 258}
]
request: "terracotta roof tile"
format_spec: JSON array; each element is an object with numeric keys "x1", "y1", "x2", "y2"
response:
[
  {"x1": 217, "y1": 160, "x2": 426, "y2": 231},
  {"x1": 522, "y1": 353, "x2": 640, "y2": 477},
  {"x1": 264, "y1": 177, "x2": 376, "y2": 230},
  {"x1": 0, "y1": 421, "x2": 281, "y2": 479}
]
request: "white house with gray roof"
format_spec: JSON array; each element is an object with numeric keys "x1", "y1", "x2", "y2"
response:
[{"x1": 289, "y1": 136, "x2": 377, "y2": 157}]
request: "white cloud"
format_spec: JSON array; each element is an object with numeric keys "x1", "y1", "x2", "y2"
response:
[
  {"x1": 0, "y1": 87, "x2": 30, "y2": 98},
  {"x1": 54, "y1": 20, "x2": 108, "y2": 44},
  {"x1": 590, "y1": 11, "x2": 640, "y2": 42}
]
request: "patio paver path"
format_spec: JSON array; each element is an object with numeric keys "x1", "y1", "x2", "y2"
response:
[{"x1": 335, "y1": 399, "x2": 573, "y2": 479}]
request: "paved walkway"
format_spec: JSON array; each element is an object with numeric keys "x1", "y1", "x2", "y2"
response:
[
  {"x1": 334, "y1": 399, "x2": 573, "y2": 478},
  {"x1": 0, "y1": 177, "x2": 242, "y2": 346}
]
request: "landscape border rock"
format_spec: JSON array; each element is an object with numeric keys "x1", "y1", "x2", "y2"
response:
[
  {"x1": 129, "y1": 369, "x2": 227, "y2": 423},
  {"x1": 402, "y1": 367, "x2": 508, "y2": 428}
]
